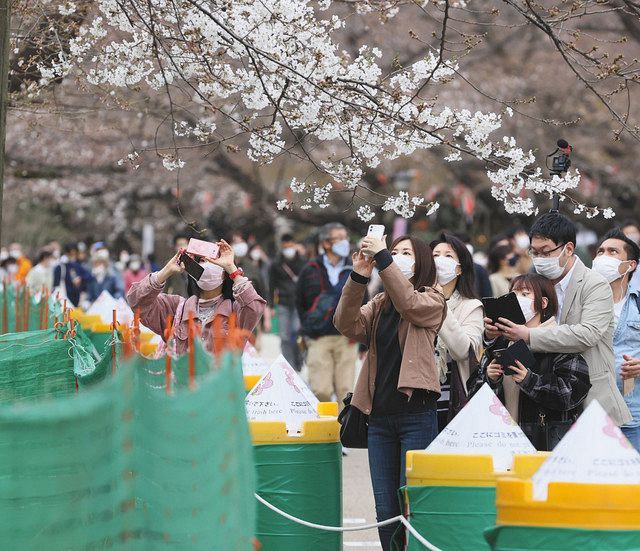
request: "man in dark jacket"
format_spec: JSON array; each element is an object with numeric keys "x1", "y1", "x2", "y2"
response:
[
  {"x1": 53, "y1": 243, "x2": 91, "y2": 307},
  {"x1": 296, "y1": 223, "x2": 356, "y2": 406},
  {"x1": 269, "y1": 234, "x2": 307, "y2": 371}
]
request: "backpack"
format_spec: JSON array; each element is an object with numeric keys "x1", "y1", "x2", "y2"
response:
[{"x1": 301, "y1": 262, "x2": 350, "y2": 338}]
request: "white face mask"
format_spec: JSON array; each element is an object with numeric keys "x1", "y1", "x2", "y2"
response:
[
  {"x1": 516, "y1": 295, "x2": 536, "y2": 323},
  {"x1": 592, "y1": 255, "x2": 628, "y2": 283},
  {"x1": 330, "y1": 239, "x2": 350, "y2": 258},
  {"x1": 129, "y1": 261, "x2": 142, "y2": 272},
  {"x1": 198, "y1": 262, "x2": 225, "y2": 291},
  {"x1": 392, "y1": 254, "x2": 415, "y2": 279},
  {"x1": 282, "y1": 247, "x2": 297, "y2": 260},
  {"x1": 515, "y1": 234, "x2": 530, "y2": 250},
  {"x1": 232, "y1": 242, "x2": 249, "y2": 258},
  {"x1": 532, "y1": 246, "x2": 568, "y2": 280},
  {"x1": 92, "y1": 265, "x2": 106, "y2": 281},
  {"x1": 250, "y1": 249, "x2": 262, "y2": 262},
  {"x1": 434, "y1": 256, "x2": 459, "y2": 285}
]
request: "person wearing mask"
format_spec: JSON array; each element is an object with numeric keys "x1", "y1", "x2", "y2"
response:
[
  {"x1": 621, "y1": 220, "x2": 640, "y2": 246},
  {"x1": 230, "y1": 234, "x2": 267, "y2": 300},
  {"x1": 0, "y1": 257, "x2": 19, "y2": 284},
  {"x1": 249, "y1": 244, "x2": 271, "y2": 293},
  {"x1": 333, "y1": 234, "x2": 446, "y2": 551},
  {"x1": 488, "y1": 244, "x2": 519, "y2": 297},
  {"x1": 431, "y1": 233, "x2": 484, "y2": 421},
  {"x1": 486, "y1": 212, "x2": 630, "y2": 426},
  {"x1": 127, "y1": 240, "x2": 266, "y2": 354},
  {"x1": 123, "y1": 255, "x2": 149, "y2": 294},
  {"x1": 480, "y1": 273, "x2": 590, "y2": 450},
  {"x1": 53, "y1": 243, "x2": 91, "y2": 307},
  {"x1": 269, "y1": 234, "x2": 306, "y2": 371},
  {"x1": 296, "y1": 223, "x2": 357, "y2": 407},
  {"x1": 26, "y1": 249, "x2": 55, "y2": 294},
  {"x1": 592, "y1": 229, "x2": 640, "y2": 450},
  {"x1": 453, "y1": 232, "x2": 493, "y2": 298},
  {"x1": 8, "y1": 243, "x2": 32, "y2": 284},
  {"x1": 87, "y1": 255, "x2": 125, "y2": 302},
  {"x1": 508, "y1": 226, "x2": 533, "y2": 274},
  {"x1": 166, "y1": 234, "x2": 190, "y2": 298}
]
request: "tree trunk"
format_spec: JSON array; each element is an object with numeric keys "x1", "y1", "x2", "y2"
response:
[{"x1": 0, "y1": 0, "x2": 10, "y2": 246}]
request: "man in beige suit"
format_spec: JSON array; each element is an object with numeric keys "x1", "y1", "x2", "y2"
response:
[{"x1": 490, "y1": 212, "x2": 631, "y2": 426}]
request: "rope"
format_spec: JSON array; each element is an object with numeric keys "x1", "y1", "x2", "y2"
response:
[{"x1": 254, "y1": 493, "x2": 442, "y2": 551}]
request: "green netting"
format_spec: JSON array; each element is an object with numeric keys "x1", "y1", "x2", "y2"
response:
[
  {"x1": 254, "y1": 442, "x2": 342, "y2": 551},
  {"x1": 403, "y1": 485, "x2": 496, "y2": 551},
  {"x1": 484, "y1": 525, "x2": 640, "y2": 550},
  {"x1": 0, "y1": 342, "x2": 255, "y2": 549},
  {"x1": 0, "y1": 328, "x2": 77, "y2": 402},
  {"x1": 0, "y1": 285, "x2": 55, "y2": 334}
]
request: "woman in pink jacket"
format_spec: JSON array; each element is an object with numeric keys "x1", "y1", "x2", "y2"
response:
[{"x1": 127, "y1": 239, "x2": 266, "y2": 355}]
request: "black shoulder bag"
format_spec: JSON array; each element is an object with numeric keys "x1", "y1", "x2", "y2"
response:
[{"x1": 338, "y1": 392, "x2": 369, "y2": 448}]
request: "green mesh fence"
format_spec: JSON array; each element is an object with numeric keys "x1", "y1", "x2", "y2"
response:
[
  {"x1": 0, "y1": 334, "x2": 256, "y2": 549},
  {"x1": 0, "y1": 328, "x2": 78, "y2": 402},
  {"x1": 0, "y1": 284, "x2": 56, "y2": 334}
]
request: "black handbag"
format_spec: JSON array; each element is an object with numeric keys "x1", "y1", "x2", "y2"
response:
[
  {"x1": 520, "y1": 410, "x2": 578, "y2": 451},
  {"x1": 338, "y1": 392, "x2": 369, "y2": 448}
]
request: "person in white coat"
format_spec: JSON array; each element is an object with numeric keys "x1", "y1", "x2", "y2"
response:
[{"x1": 430, "y1": 233, "x2": 484, "y2": 423}]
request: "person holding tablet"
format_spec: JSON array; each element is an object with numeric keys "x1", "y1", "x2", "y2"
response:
[{"x1": 478, "y1": 273, "x2": 590, "y2": 450}]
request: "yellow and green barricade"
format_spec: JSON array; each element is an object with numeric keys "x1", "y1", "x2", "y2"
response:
[
  {"x1": 485, "y1": 477, "x2": 640, "y2": 550},
  {"x1": 251, "y1": 402, "x2": 341, "y2": 551},
  {"x1": 403, "y1": 453, "x2": 549, "y2": 551}
]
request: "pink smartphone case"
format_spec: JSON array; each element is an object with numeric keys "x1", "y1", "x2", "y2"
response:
[{"x1": 186, "y1": 238, "x2": 219, "y2": 258}]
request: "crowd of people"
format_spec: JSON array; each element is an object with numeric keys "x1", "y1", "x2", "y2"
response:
[
  {"x1": 0, "y1": 240, "x2": 157, "y2": 307},
  {"x1": 5, "y1": 214, "x2": 640, "y2": 551}
]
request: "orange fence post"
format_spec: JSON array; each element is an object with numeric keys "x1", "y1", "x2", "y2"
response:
[
  {"x1": 164, "y1": 315, "x2": 174, "y2": 395},
  {"x1": 111, "y1": 310, "x2": 117, "y2": 375},
  {"x1": 188, "y1": 314, "x2": 196, "y2": 390}
]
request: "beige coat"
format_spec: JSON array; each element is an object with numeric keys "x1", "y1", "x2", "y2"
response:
[
  {"x1": 489, "y1": 273, "x2": 511, "y2": 298},
  {"x1": 529, "y1": 258, "x2": 631, "y2": 426},
  {"x1": 437, "y1": 291, "x2": 484, "y2": 386},
  {"x1": 333, "y1": 262, "x2": 446, "y2": 415}
]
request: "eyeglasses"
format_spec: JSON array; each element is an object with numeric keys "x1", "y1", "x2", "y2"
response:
[{"x1": 527, "y1": 243, "x2": 564, "y2": 259}]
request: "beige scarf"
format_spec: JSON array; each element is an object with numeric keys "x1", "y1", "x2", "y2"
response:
[{"x1": 435, "y1": 290, "x2": 463, "y2": 384}]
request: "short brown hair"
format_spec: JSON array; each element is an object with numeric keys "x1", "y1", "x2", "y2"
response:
[{"x1": 510, "y1": 273, "x2": 558, "y2": 322}]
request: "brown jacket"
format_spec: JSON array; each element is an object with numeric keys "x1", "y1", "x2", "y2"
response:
[{"x1": 333, "y1": 262, "x2": 446, "y2": 414}]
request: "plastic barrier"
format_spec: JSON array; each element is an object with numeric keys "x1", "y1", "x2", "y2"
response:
[
  {"x1": 403, "y1": 453, "x2": 549, "y2": 551},
  {"x1": 251, "y1": 406, "x2": 342, "y2": 551},
  {"x1": 485, "y1": 477, "x2": 640, "y2": 550}
]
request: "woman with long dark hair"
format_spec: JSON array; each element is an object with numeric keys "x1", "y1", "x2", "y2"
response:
[
  {"x1": 333, "y1": 234, "x2": 446, "y2": 551},
  {"x1": 488, "y1": 243, "x2": 519, "y2": 297},
  {"x1": 127, "y1": 239, "x2": 266, "y2": 354},
  {"x1": 430, "y1": 233, "x2": 484, "y2": 421}
]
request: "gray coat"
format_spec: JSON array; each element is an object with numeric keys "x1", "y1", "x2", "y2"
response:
[{"x1": 529, "y1": 258, "x2": 631, "y2": 426}]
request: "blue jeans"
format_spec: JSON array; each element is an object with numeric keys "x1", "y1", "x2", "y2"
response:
[
  {"x1": 368, "y1": 410, "x2": 438, "y2": 551},
  {"x1": 277, "y1": 304, "x2": 303, "y2": 371},
  {"x1": 622, "y1": 425, "x2": 640, "y2": 452}
]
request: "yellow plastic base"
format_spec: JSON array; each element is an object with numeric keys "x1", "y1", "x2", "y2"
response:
[
  {"x1": 243, "y1": 375, "x2": 262, "y2": 391},
  {"x1": 249, "y1": 417, "x2": 339, "y2": 444},
  {"x1": 496, "y1": 478, "x2": 640, "y2": 530},
  {"x1": 406, "y1": 452, "x2": 550, "y2": 487}
]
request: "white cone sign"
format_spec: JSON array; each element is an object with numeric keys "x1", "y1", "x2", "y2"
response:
[
  {"x1": 241, "y1": 342, "x2": 270, "y2": 376},
  {"x1": 425, "y1": 383, "x2": 536, "y2": 471},
  {"x1": 245, "y1": 354, "x2": 319, "y2": 433},
  {"x1": 532, "y1": 400, "x2": 640, "y2": 499}
]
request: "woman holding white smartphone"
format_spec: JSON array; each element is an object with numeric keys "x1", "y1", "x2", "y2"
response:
[{"x1": 333, "y1": 233, "x2": 446, "y2": 550}]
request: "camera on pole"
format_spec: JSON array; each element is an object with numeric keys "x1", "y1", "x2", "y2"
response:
[{"x1": 546, "y1": 139, "x2": 573, "y2": 212}]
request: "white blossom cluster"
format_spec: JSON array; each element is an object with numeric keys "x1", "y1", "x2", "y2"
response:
[{"x1": 41, "y1": 0, "x2": 608, "y2": 221}]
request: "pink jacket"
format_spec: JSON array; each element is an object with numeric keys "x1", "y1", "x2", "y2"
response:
[{"x1": 127, "y1": 273, "x2": 266, "y2": 355}]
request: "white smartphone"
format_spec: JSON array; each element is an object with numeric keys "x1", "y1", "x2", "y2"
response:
[{"x1": 366, "y1": 224, "x2": 385, "y2": 240}]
